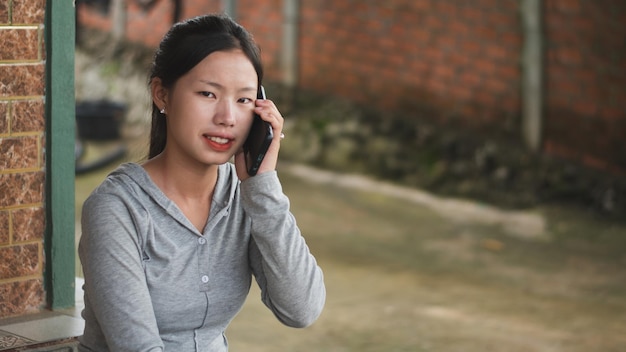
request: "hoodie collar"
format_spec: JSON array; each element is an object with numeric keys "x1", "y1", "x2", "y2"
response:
[{"x1": 111, "y1": 162, "x2": 239, "y2": 235}]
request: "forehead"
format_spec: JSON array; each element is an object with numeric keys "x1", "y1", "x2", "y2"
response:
[{"x1": 184, "y1": 49, "x2": 258, "y2": 87}]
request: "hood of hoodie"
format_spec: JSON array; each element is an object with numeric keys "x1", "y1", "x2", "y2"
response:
[{"x1": 96, "y1": 162, "x2": 240, "y2": 234}]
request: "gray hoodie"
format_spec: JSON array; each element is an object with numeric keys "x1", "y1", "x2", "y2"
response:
[{"x1": 78, "y1": 163, "x2": 325, "y2": 352}]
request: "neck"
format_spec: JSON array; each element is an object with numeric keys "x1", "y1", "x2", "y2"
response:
[{"x1": 143, "y1": 152, "x2": 219, "y2": 203}]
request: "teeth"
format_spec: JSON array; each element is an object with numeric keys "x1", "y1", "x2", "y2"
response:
[{"x1": 208, "y1": 136, "x2": 229, "y2": 144}]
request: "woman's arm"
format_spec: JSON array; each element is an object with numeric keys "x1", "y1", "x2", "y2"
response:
[
  {"x1": 79, "y1": 193, "x2": 164, "y2": 352},
  {"x1": 241, "y1": 171, "x2": 326, "y2": 327}
]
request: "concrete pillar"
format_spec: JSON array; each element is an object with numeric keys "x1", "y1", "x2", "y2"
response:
[
  {"x1": 521, "y1": 0, "x2": 543, "y2": 152},
  {"x1": 282, "y1": 0, "x2": 299, "y2": 87},
  {"x1": 224, "y1": 0, "x2": 237, "y2": 19}
]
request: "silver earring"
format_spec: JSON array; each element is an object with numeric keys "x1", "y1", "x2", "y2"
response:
[{"x1": 160, "y1": 108, "x2": 166, "y2": 114}]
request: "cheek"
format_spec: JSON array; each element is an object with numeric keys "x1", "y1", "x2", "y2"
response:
[
  {"x1": 239, "y1": 110, "x2": 255, "y2": 131},
  {"x1": 168, "y1": 111, "x2": 202, "y2": 138}
]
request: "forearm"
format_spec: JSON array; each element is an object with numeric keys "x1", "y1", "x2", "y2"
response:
[{"x1": 241, "y1": 172, "x2": 326, "y2": 327}]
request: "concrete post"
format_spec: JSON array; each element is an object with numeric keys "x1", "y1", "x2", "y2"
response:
[
  {"x1": 282, "y1": 0, "x2": 299, "y2": 87},
  {"x1": 521, "y1": 0, "x2": 543, "y2": 152},
  {"x1": 224, "y1": 0, "x2": 237, "y2": 20}
]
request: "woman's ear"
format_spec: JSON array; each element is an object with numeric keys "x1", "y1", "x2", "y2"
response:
[{"x1": 150, "y1": 77, "x2": 168, "y2": 111}]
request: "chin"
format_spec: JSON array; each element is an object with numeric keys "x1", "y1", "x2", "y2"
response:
[{"x1": 199, "y1": 155, "x2": 233, "y2": 167}]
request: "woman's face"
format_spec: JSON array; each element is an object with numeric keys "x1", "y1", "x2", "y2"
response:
[{"x1": 158, "y1": 49, "x2": 258, "y2": 167}]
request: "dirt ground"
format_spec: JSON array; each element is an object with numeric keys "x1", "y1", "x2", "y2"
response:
[{"x1": 224, "y1": 167, "x2": 626, "y2": 352}]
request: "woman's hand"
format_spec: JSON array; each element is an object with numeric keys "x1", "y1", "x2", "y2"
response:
[{"x1": 235, "y1": 98, "x2": 284, "y2": 181}]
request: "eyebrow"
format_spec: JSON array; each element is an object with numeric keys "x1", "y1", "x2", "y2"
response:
[{"x1": 198, "y1": 79, "x2": 256, "y2": 93}]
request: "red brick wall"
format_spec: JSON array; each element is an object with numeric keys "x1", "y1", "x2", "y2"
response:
[
  {"x1": 543, "y1": 0, "x2": 626, "y2": 172},
  {"x1": 0, "y1": 0, "x2": 47, "y2": 318},
  {"x1": 297, "y1": 0, "x2": 522, "y2": 127},
  {"x1": 76, "y1": 0, "x2": 626, "y2": 172}
]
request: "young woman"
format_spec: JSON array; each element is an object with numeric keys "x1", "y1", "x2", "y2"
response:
[{"x1": 78, "y1": 14, "x2": 325, "y2": 352}]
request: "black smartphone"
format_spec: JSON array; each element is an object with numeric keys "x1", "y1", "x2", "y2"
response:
[{"x1": 243, "y1": 86, "x2": 273, "y2": 176}]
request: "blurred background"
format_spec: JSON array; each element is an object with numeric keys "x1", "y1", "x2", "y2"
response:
[{"x1": 72, "y1": 1, "x2": 626, "y2": 351}]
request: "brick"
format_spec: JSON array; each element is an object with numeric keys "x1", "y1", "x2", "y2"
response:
[
  {"x1": 12, "y1": 207, "x2": 44, "y2": 243},
  {"x1": 0, "y1": 28, "x2": 40, "y2": 61},
  {"x1": 0, "y1": 0, "x2": 9, "y2": 24},
  {"x1": 435, "y1": 1, "x2": 458, "y2": 16},
  {"x1": 422, "y1": 47, "x2": 445, "y2": 63},
  {"x1": 448, "y1": 21, "x2": 470, "y2": 37},
  {"x1": 423, "y1": 15, "x2": 444, "y2": 31},
  {"x1": 12, "y1": 99, "x2": 44, "y2": 133},
  {"x1": 485, "y1": 45, "x2": 510, "y2": 62},
  {"x1": 500, "y1": 96, "x2": 521, "y2": 112},
  {"x1": 437, "y1": 34, "x2": 457, "y2": 51},
  {"x1": 365, "y1": 18, "x2": 385, "y2": 35},
  {"x1": 0, "y1": 63, "x2": 45, "y2": 97},
  {"x1": 500, "y1": 32, "x2": 522, "y2": 48},
  {"x1": 555, "y1": 47, "x2": 583, "y2": 66},
  {"x1": 0, "y1": 171, "x2": 44, "y2": 207},
  {"x1": 601, "y1": 107, "x2": 624, "y2": 122},
  {"x1": 572, "y1": 99, "x2": 598, "y2": 116},
  {"x1": 475, "y1": 90, "x2": 496, "y2": 107},
  {"x1": 0, "y1": 136, "x2": 39, "y2": 170},
  {"x1": 448, "y1": 83, "x2": 473, "y2": 101},
  {"x1": 482, "y1": 77, "x2": 511, "y2": 94},
  {"x1": 461, "y1": 40, "x2": 482, "y2": 56},
  {"x1": 459, "y1": 71, "x2": 482, "y2": 88},
  {"x1": 572, "y1": 69, "x2": 596, "y2": 87},
  {"x1": 125, "y1": 5, "x2": 171, "y2": 48},
  {"x1": 461, "y1": 7, "x2": 483, "y2": 22},
  {"x1": 582, "y1": 153, "x2": 608, "y2": 170},
  {"x1": 12, "y1": 0, "x2": 45, "y2": 24},
  {"x1": 77, "y1": 4, "x2": 112, "y2": 32},
  {"x1": 496, "y1": 66, "x2": 520, "y2": 81},
  {"x1": 180, "y1": 0, "x2": 222, "y2": 19},
  {"x1": 0, "y1": 210, "x2": 8, "y2": 245},
  {"x1": 543, "y1": 140, "x2": 579, "y2": 160},
  {"x1": 0, "y1": 243, "x2": 40, "y2": 279},
  {"x1": 432, "y1": 64, "x2": 455, "y2": 82},
  {"x1": 0, "y1": 100, "x2": 8, "y2": 134},
  {"x1": 485, "y1": 11, "x2": 514, "y2": 28},
  {"x1": 474, "y1": 58, "x2": 497, "y2": 76},
  {"x1": 0, "y1": 279, "x2": 45, "y2": 317}
]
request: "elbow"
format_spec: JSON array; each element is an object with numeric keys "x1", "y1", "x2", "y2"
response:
[
  {"x1": 278, "y1": 286, "x2": 326, "y2": 328},
  {"x1": 289, "y1": 310, "x2": 322, "y2": 328},
  {"x1": 279, "y1": 307, "x2": 323, "y2": 329}
]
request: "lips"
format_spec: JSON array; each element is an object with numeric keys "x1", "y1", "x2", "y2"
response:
[{"x1": 203, "y1": 134, "x2": 234, "y2": 151}]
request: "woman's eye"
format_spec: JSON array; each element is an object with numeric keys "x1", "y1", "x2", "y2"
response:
[
  {"x1": 238, "y1": 97, "x2": 253, "y2": 104},
  {"x1": 200, "y1": 91, "x2": 215, "y2": 98}
]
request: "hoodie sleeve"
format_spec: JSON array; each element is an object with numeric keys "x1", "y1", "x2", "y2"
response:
[{"x1": 240, "y1": 171, "x2": 326, "y2": 327}]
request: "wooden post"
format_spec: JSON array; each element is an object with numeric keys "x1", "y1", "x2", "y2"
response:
[{"x1": 45, "y1": 0, "x2": 76, "y2": 309}]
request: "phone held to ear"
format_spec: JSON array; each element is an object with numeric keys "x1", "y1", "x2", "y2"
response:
[{"x1": 243, "y1": 86, "x2": 273, "y2": 176}]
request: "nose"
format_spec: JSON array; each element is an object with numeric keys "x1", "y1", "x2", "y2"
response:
[{"x1": 213, "y1": 99, "x2": 236, "y2": 127}]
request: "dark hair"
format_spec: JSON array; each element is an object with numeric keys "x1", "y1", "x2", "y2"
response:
[{"x1": 147, "y1": 14, "x2": 264, "y2": 159}]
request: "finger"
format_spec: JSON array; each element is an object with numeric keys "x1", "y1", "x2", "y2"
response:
[{"x1": 254, "y1": 103, "x2": 284, "y2": 133}]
